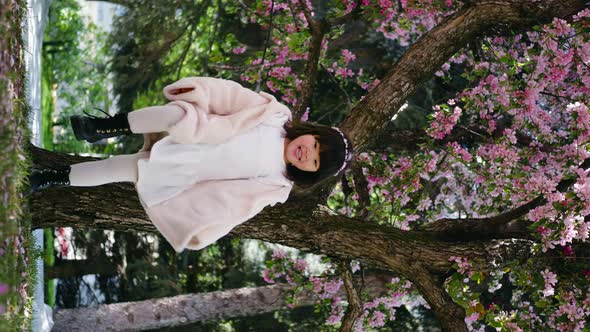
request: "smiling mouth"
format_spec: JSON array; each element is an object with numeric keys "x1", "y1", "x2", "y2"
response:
[{"x1": 296, "y1": 147, "x2": 302, "y2": 160}]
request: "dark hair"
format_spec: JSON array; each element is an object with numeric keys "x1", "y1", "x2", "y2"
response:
[{"x1": 282, "y1": 120, "x2": 354, "y2": 188}]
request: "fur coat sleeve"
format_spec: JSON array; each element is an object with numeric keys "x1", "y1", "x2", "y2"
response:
[{"x1": 139, "y1": 77, "x2": 292, "y2": 151}]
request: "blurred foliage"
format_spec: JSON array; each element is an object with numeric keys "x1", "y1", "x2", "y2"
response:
[
  {"x1": 108, "y1": 0, "x2": 244, "y2": 113},
  {"x1": 43, "y1": 0, "x2": 124, "y2": 155}
]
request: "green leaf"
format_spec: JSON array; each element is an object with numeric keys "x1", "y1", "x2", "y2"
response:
[{"x1": 535, "y1": 299, "x2": 548, "y2": 308}]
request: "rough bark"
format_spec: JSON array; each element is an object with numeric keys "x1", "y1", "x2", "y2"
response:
[
  {"x1": 232, "y1": 210, "x2": 535, "y2": 275},
  {"x1": 53, "y1": 284, "x2": 299, "y2": 332},
  {"x1": 29, "y1": 146, "x2": 154, "y2": 232},
  {"x1": 350, "y1": 161, "x2": 370, "y2": 220},
  {"x1": 339, "y1": 260, "x2": 362, "y2": 332},
  {"x1": 410, "y1": 268, "x2": 467, "y2": 332},
  {"x1": 53, "y1": 274, "x2": 391, "y2": 331}
]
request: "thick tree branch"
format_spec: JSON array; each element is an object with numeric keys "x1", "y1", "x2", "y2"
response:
[
  {"x1": 255, "y1": 0, "x2": 275, "y2": 92},
  {"x1": 340, "y1": 0, "x2": 589, "y2": 153},
  {"x1": 321, "y1": 64, "x2": 353, "y2": 112},
  {"x1": 53, "y1": 272, "x2": 393, "y2": 331},
  {"x1": 290, "y1": 0, "x2": 362, "y2": 117},
  {"x1": 292, "y1": 2, "x2": 330, "y2": 118},
  {"x1": 175, "y1": 25, "x2": 198, "y2": 80},
  {"x1": 420, "y1": 158, "x2": 590, "y2": 240},
  {"x1": 350, "y1": 161, "x2": 371, "y2": 220},
  {"x1": 338, "y1": 260, "x2": 363, "y2": 332},
  {"x1": 29, "y1": 143, "x2": 534, "y2": 275},
  {"x1": 372, "y1": 114, "x2": 560, "y2": 154},
  {"x1": 411, "y1": 266, "x2": 467, "y2": 332}
]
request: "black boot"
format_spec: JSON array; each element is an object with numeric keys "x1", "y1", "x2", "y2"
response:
[
  {"x1": 29, "y1": 166, "x2": 71, "y2": 193},
  {"x1": 70, "y1": 108, "x2": 132, "y2": 143}
]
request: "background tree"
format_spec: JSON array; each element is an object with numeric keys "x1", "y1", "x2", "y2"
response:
[{"x1": 53, "y1": 272, "x2": 393, "y2": 331}]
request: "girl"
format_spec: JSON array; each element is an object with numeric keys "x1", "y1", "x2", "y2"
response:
[{"x1": 30, "y1": 77, "x2": 354, "y2": 252}]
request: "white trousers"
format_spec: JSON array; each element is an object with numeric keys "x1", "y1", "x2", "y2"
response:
[{"x1": 69, "y1": 106, "x2": 184, "y2": 186}]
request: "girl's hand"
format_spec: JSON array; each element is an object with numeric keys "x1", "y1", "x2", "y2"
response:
[
  {"x1": 140, "y1": 132, "x2": 166, "y2": 152},
  {"x1": 170, "y1": 87, "x2": 194, "y2": 95}
]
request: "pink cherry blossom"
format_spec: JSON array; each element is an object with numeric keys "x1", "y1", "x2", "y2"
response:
[{"x1": 232, "y1": 46, "x2": 246, "y2": 54}]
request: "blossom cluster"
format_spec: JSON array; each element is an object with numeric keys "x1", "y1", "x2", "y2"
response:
[
  {"x1": 230, "y1": 0, "x2": 458, "y2": 109},
  {"x1": 341, "y1": 0, "x2": 456, "y2": 47},
  {"x1": 350, "y1": 278, "x2": 427, "y2": 331},
  {"x1": 540, "y1": 269, "x2": 557, "y2": 298},
  {"x1": 449, "y1": 256, "x2": 473, "y2": 278},
  {"x1": 262, "y1": 252, "x2": 427, "y2": 329},
  {"x1": 426, "y1": 105, "x2": 462, "y2": 139}
]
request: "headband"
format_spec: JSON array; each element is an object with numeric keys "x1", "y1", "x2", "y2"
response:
[{"x1": 332, "y1": 127, "x2": 352, "y2": 175}]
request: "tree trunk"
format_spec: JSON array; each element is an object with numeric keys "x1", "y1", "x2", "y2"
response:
[
  {"x1": 45, "y1": 258, "x2": 119, "y2": 279},
  {"x1": 53, "y1": 274, "x2": 391, "y2": 331}
]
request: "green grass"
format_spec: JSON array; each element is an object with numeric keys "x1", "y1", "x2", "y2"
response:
[
  {"x1": 43, "y1": 229, "x2": 55, "y2": 308},
  {"x1": 40, "y1": 59, "x2": 56, "y2": 308},
  {"x1": 0, "y1": 0, "x2": 42, "y2": 330},
  {"x1": 41, "y1": 60, "x2": 55, "y2": 151}
]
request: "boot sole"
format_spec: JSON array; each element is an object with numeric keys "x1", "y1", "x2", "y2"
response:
[{"x1": 29, "y1": 168, "x2": 71, "y2": 193}]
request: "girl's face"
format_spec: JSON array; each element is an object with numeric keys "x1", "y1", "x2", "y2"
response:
[{"x1": 284, "y1": 134, "x2": 320, "y2": 172}]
